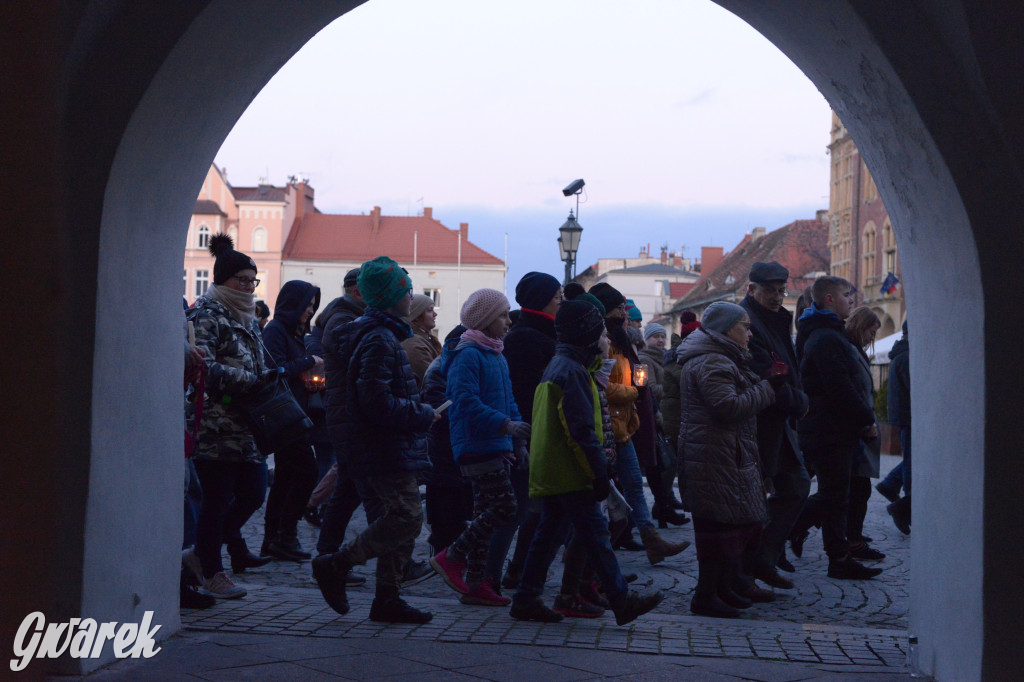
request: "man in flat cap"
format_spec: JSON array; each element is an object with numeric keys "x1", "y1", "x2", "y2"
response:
[{"x1": 740, "y1": 261, "x2": 809, "y2": 589}]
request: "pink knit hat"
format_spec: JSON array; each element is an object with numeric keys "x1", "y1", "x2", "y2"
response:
[{"x1": 460, "y1": 288, "x2": 509, "y2": 330}]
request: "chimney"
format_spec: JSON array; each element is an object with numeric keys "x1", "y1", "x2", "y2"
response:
[
  {"x1": 660, "y1": 245, "x2": 668, "y2": 264},
  {"x1": 816, "y1": 209, "x2": 829, "y2": 223},
  {"x1": 673, "y1": 253, "x2": 682, "y2": 269},
  {"x1": 700, "y1": 246, "x2": 724, "y2": 279},
  {"x1": 752, "y1": 226, "x2": 767, "y2": 241},
  {"x1": 371, "y1": 206, "x2": 381, "y2": 233},
  {"x1": 423, "y1": 206, "x2": 433, "y2": 220},
  {"x1": 460, "y1": 222, "x2": 469, "y2": 241}
]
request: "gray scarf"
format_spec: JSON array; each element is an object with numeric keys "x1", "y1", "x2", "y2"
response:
[{"x1": 206, "y1": 283, "x2": 256, "y2": 326}]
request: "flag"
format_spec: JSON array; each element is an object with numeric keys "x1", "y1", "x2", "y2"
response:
[{"x1": 880, "y1": 272, "x2": 900, "y2": 296}]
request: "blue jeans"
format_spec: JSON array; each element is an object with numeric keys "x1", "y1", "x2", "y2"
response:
[
  {"x1": 516, "y1": 491, "x2": 629, "y2": 604},
  {"x1": 183, "y1": 460, "x2": 202, "y2": 550},
  {"x1": 880, "y1": 427, "x2": 912, "y2": 497},
  {"x1": 614, "y1": 440, "x2": 654, "y2": 532},
  {"x1": 193, "y1": 459, "x2": 268, "y2": 577}
]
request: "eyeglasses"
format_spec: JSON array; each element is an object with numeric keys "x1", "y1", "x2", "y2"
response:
[{"x1": 231, "y1": 276, "x2": 261, "y2": 287}]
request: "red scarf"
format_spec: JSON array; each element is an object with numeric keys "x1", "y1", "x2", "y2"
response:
[{"x1": 521, "y1": 308, "x2": 555, "y2": 321}]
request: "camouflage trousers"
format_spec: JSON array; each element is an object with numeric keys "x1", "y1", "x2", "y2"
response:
[{"x1": 337, "y1": 471, "x2": 422, "y2": 595}]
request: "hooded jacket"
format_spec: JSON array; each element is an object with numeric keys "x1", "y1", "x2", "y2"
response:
[
  {"x1": 677, "y1": 328, "x2": 774, "y2": 524},
  {"x1": 740, "y1": 293, "x2": 808, "y2": 476},
  {"x1": 322, "y1": 307, "x2": 435, "y2": 479},
  {"x1": 887, "y1": 336, "x2": 910, "y2": 427},
  {"x1": 795, "y1": 304, "x2": 876, "y2": 446},
  {"x1": 442, "y1": 339, "x2": 522, "y2": 463},
  {"x1": 528, "y1": 344, "x2": 608, "y2": 498},
  {"x1": 502, "y1": 309, "x2": 557, "y2": 425},
  {"x1": 262, "y1": 280, "x2": 320, "y2": 413}
]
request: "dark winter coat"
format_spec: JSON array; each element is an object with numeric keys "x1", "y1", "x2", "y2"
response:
[
  {"x1": 501, "y1": 310, "x2": 557, "y2": 425},
  {"x1": 677, "y1": 328, "x2": 775, "y2": 524},
  {"x1": 637, "y1": 346, "x2": 666, "y2": 403},
  {"x1": 322, "y1": 307, "x2": 436, "y2": 479},
  {"x1": 402, "y1": 326, "x2": 442, "y2": 386},
  {"x1": 795, "y1": 305, "x2": 877, "y2": 447},
  {"x1": 442, "y1": 340, "x2": 522, "y2": 463},
  {"x1": 887, "y1": 337, "x2": 911, "y2": 427},
  {"x1": 662, "y1": 345, "x2": 684, "y2": 451},
  {"x1": 307, "y1": 294, "x2": 366, "y2": 357},
  {"x1": 740, "y1": 294, "x2": 808, "y2": 476},
  {"x1": 421, "y1": 335, "x2": 462, "y2": 487},
  {"x1": 261, "y1": 281, "x2": 320, "y2": 413}
]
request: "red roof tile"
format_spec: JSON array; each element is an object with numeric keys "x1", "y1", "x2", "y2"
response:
[
  {"x1": 283, "y1": 213, "x2": 504, "y2": 266},
  {"x1": 195, "y1": 199, "x2": 225, "y2": 215},
  {"x1": 669, "y1": 282, "x2": 696, "y2": 298},
  {"x1": 676, "y1": 218, "x2": 829, "y2": 309},
  {"x1": 232, "y1": 185, "x2": 287, "y2": 202}
]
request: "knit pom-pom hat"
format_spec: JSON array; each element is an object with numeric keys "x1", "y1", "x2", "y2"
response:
[
  {"x1": 460, "y1": 288, "x2": 509, "y2": 330},
  {"x1": 209, "y1": 234, "x2": 257, "y2": 285},
  {"x1": 358, "y1": 256, "x2": 412, "y2": 310},
  {"x1": 555, "y1": 300, "x2": 605, "y2": 348}
]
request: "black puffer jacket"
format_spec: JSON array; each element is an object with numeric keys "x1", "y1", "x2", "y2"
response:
[
  {"x1": 796, "y1": 307, "x2": 876, "y2": 447},
  {"x1": 501, "y1": 310, "x2": 557, "y2": 424},
  {"x1": 262, "y1": 280, "x2": 320, "y2": 413},
  {"x1": 307, "y1": 294, "x2": 366, "y2": 357},
  {"x1": 887, "y1": 336, "x2": 910, "y2": 427},
  {"x1": 740, "y1": 294, "x2": 808, "y2": 476},
  {"x1": 323, "y1": 307, "x2": 436, "y2": 479},
  {"x1": 678, "y1": 328, "x2": 775, "y2": 524},
  {"x1": 421, "y1": 334, "x2": 462, "y2": 487}
]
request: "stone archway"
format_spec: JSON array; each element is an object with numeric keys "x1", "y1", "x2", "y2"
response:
[{"x1": 3, "y1": 1, "x2": 1023, "y2": 679}]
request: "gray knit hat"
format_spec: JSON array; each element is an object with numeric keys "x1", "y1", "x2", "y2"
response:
[
  {"x1": 643, "y1": 322, "x2": 667, "y2": 341},
  {"x1": 701, "y1": 301, "x2": 747, "y2": 334}
]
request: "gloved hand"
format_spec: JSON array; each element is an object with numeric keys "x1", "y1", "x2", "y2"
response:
[
  {"x1": 514, "y1": 441, "x2": 530, "y2": 470},
  {"x1": 503, "y1": 420, "x2": 532, "y2": 441},
  {"x1": 768, "y1": 372, "x2": 788, "y2": 389},
  {"x1": 593, "y1": 476, "x2": 611, "y2": 502},
  {"x1": 259, "y1": 367, "x2": 283, "y2": 385}
]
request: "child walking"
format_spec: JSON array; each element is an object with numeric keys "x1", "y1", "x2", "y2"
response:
[{"x1": 431, "y1": 289, "x2": 528, "y2": 605}]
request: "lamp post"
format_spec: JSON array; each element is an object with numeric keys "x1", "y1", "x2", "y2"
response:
[
  {"x1": 558, "y1": 210, "x2": 583, "y2": 285},
  {"x1": 559, "y1": 179, "x2": 585, "y2": 285}
]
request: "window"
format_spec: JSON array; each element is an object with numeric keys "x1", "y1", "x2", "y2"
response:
[
  {"x1": 194, "y1": 269, "x2": 210, "y2": 297},
  {"x1": 183, "y1": 269, "x2": 188, "y2": 298},
  {"x1": 255, "y1": 270, "x2": 268, "y2": 299},
  {"x1": 424, "y1": 288, "x2": 441, "y2": 307},
  {"x1": 227, "y1": 226, "x2": 238, "y2": 244},
  {"x1": 252, "y1": 227, "x2": 267, "y2": 252},
  {"x1": 883, "y1": 220, "x2": 898, "y2": 275},
  {"x1": 197, "y1": 224, "x2": 210, "y2": 249},
  {"x1": 862, "y1": 222, "x2": 877, "y2": 290}
]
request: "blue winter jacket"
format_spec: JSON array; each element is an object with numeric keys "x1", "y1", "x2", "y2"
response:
[{"x1": 442, "y1": 340, "x2": 522, "y2": 463}]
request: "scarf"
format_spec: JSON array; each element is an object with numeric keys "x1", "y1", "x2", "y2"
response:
[
  {"x1": 460, "y1": 328, "x2": 504, "y2": 353},
  {"x1": 206, "y1": 283, "x2": 256, "y2": 326},
  {"x1": 520, "y1": 308, "x2": 555, "y2": 321}
]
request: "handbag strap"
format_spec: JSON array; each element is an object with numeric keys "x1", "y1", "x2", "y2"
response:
[{"x1": 187, "y1": 364, "x2": 207, "y2": 457}]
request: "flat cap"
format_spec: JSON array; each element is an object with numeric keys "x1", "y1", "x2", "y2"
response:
[{"x1": 749, "y1": 261, "x2": 789, "y2": 284}]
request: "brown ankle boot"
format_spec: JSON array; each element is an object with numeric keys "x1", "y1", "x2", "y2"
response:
[{"x1": 640, "y1": 526, "x2": 691, "y2": 565}]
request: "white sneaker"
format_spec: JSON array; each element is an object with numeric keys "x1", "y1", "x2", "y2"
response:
[{"x1": 201, "y1": 571, "x2": 246, "y2": 599}]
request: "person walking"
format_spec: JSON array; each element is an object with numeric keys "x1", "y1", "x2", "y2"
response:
[
  {"x1": 739, "y1": 262, "x2": 809, "y2": 586},
  {"x1": 588, "y1": 283, "x2": 689, "y2": 566},
  {"x1": 678, "y1": 302, "x2": 782, "y2": 618},
  {"x1": 510, "y1": 300, "x2": 663, "y2": 625},
  {"x1": 878, "y1": 321, "x2": 911, "y2": 534},
  {"x1": 188, "y1": 234, "x2": 274, "y2": 599},
  {"x1": 260, "y1": 280, "x2": 322, "y2": 561},
  {"x1": 311, "y1": 257, "x2": 439, "y2": 623},
  {"x1": 790, "y1": 277, "x2": 882, "y2": 580},
  {"x1": 431, "y1": 289, "x2": 525, "y2": 607}
]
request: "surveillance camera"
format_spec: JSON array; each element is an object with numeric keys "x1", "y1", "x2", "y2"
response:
[{"x1": 562, "y1": 179, "x2": 585, "y2": 196}]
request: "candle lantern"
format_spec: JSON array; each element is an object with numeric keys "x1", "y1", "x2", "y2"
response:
[
  {"x1": 634, "y1": 363, "x2": 649, "y2": 387},
  {"x1": 305, "y1": 363, "x2": 326, "y2": 390}
]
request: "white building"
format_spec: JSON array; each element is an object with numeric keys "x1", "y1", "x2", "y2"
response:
[
  {"x1": 282, "y1": 206, "x2": 505, "y2": 336},
  {"x1": 593, "y1": 262, "x2": 700, "y2": 324}
]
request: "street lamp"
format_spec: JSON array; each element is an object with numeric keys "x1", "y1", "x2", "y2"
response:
[{"x1": 558, "y1": 210, "x2": 583, "y2": 285}]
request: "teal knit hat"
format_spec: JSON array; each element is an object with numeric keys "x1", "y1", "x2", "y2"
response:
[
  {"x1": 357, "y1": 256, "x2": 412, "y2": 310},
  {"x1": 626, "y1": 298, "x2": 642, "y2": 322}
]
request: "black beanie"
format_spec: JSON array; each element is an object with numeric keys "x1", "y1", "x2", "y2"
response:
[
  {"x1": 555, "y1": 300, "x2": 605, "y2": 348},
  {"x1": 563, "y1": 282, "x2": 585, "y2": 300},
  {"x1": 588, "y1": 282, "x2": 625, "y2": 314},
  {"x1": 209, "y1": 234, "x2": 257, "y2": 285},
  {"x1": 515, "y1": 271, "x2": 562, "y2": 311}
]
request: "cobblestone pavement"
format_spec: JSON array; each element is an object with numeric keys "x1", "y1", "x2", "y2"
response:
[{"x1": 162, "y1": 454, "x2": 917, "y2": 672}]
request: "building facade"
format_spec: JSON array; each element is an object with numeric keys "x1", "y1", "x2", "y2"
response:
[{"x1": 828, "y1": 112, "x2": 905, "y2": 336}]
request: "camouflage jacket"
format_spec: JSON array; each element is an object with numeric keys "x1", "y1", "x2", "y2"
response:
[{"x1": 187, "y1": 295, "x2": 269, "y2": 462}]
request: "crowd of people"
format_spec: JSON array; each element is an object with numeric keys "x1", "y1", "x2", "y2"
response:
[{"x1": 180, "y1": 233, "x2": 909, "y2": 624}]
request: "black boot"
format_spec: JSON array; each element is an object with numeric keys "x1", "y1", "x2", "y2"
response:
[
  {"x1": 312, "y1": 553, "x2": 351, "y2": 615},
  {"x1": 717, "y1": 559, "x2": 752, "y2": 609},
  {"x1": 226, "y1": 538, "x2": 272, "y2": 573},
  {"x1": 690, "y1": 560, "x2": 741, "y2": 618},
  {"x1": 268, "y1": 527, "x2": 311, "y2": 562}
]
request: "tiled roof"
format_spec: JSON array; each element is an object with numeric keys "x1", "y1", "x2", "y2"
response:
[
  {"x1": 232, "y1": 185, "x2": 287, "y2": 202},
  {"x1": 194, "y1": 199, "x2": 225, "y2": 215},
  {"x1": 669, "y1": 282, "x2": 697, "y2": 298},
  {"x1": 674, "y1": 218, "x2": 829, "y2": 311},
  {"x1": 282, "y1": 213, "x2": 504, "y2": 266},
  {"x1": 607, "y1": 263, "x2": 697, "y2": 275}
]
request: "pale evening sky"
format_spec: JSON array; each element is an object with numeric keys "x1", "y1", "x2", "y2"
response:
[{"x1": 214, "y1": 0, "x2": 833, "y2": 290}]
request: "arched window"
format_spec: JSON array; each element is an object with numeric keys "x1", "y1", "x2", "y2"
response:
[
  {"x1": 252, "y1": 226, "x2": 267, "y2": 252},
  {"x1": 883, "y1": 220, "x2": 898, "y2": 275},
  {"x1": 197, "y1": 224, "x2": 210, "y2": 249},
  {"x1": 227, "y1": 226, "x2": 238, "y2": 244}
]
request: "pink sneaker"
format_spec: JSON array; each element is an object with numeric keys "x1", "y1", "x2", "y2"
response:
[
  {"x1": 430, "y1": 548, "x2": 469, "y2": 594},
  {"x1": 460, "y1": 579, "x2": 511, "y2": 606}
]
